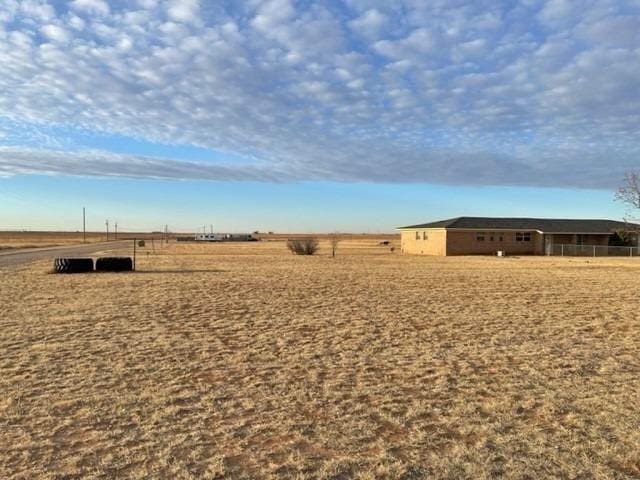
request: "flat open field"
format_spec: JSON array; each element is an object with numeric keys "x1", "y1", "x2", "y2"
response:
[
  {"x1": 0, "y1": 231, "x2": 169, "y2": 250},
  {"x1": 0, "y1": 231, "x2": 102, "y2": 250},
  {"x1": 1, "y1": 239, "x2": 639, "y2": 479}
]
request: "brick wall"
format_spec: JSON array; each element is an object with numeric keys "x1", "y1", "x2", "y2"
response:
[{"x1": 446, "y1": 230, "x2": 542, "y2": 255}]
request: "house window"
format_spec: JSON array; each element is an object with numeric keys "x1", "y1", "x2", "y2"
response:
[
  {"x1": 422, "y1": 232, "x2": 428, "y2": 240},
  {"x1": 490, "y1": 234, "x2": 495, "y2": 241},
  {"x1": 415, "y1": 231, "x2": 420, "y2": 240},
  {"x1": 498, "y1": 235, "x2": 503, "y2": 242},
  {"x1": 476, "y1": 232, "x2": 485, "y2": 241},
  {"x1": 516, "y1": 232, "x2": 531, "y2": 242}
]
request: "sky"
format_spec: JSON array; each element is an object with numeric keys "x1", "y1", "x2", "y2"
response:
[{"x1": 0, "y1": 0, "x2": 639, "y2": 232}]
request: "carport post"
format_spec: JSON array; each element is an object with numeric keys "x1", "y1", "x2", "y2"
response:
[{"x1": 593, "y1": 245, "x2": 596, "y2": 257}]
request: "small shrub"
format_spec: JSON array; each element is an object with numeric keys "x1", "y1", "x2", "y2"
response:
[
  {"x1": 330, "y1": 234, "x2": 340, "y2": 258},
  {"x1": 287, "y1": 237, "x2": 319, "y2": 255}
]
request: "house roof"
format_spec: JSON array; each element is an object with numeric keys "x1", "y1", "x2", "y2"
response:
[{"x1": 398, "y1": 216, "x2": 637, "y2": 234}]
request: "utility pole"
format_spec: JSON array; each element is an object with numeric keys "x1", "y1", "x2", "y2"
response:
[
  {"x1": 165, "y1": 224, "x2": 168, "y2": 244},
  {"x1": 83, "y1": 207, "x2": 86, "y2": 243},
  {"x1": 105, "y1": 219, "x2": 109, "y2": 241},
  {"x1": 210, "y1": 224, "x2": 213, "y2": 234},
  {"x1": 115, "y1": 221, "x2": 118, "y2": 240}
]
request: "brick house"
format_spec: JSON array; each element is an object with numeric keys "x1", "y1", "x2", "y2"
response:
[{"x1": 398, "y1": 217, "x2": 639, "y2": 256}]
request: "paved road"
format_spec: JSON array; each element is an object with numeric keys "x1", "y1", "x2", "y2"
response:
[{"x1": 0, "y1": 241, "x2": 132, "y2": 267}]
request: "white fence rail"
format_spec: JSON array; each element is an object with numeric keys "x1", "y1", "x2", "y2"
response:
[{"x1": 552, "y1": 244, "x2": 640, "y2": 257}]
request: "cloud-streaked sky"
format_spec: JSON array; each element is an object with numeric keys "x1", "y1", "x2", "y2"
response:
[{"x1": 0, "y1": 0, "x2": 639, "y2": 230}]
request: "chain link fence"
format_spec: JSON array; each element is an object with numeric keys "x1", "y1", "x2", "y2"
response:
[{"x1": 551, "y1": 244, "x2": 640, "y2": 257}]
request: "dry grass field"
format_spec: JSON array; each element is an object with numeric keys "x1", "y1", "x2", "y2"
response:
[
  {"x1": 1, "y1": 238, "x2": 639, "y2": 479},
  {"x1": 0, "y1": 231, "x2": 101, "y2": 250},
  {"x1": 0, "y1": 231, "x2": 172, "y2": 250}
]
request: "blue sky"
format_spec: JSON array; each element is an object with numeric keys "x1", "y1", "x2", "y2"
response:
[{"x1": 0, "y1": 0, "x2": 638, "y2": 232}]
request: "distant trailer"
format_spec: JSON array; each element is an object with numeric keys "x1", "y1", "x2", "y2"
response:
[
  {"x1": 195, "y1": 233, "x2": 225, "y2": 242},
  {"x1": 226, "y1": 233, "x2": 258, "y2": 242},
  {"x1": 194, "y1": 233, "x2": 258, "y2": 242}
]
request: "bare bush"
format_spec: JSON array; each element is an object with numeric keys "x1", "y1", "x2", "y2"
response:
[
  {"x1": 287, "y1": 237, "x2": 319, "y2": 255},
  {"x1": 616, "y1": 172, "x2": 640, "y2": 211},
  {"x1": 615, "y1": 172, "x2": 640, "y2": 241},
  {"x1": 330, "y1": 233, "x2": 340, "y2": 258}
]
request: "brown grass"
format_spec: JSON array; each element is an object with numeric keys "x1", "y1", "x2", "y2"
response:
[
  {"x1": 0, "y1": 231, "x2": 178, "y2": 250},
  {"x1": 0, "y1": 232, "x2": 99, "y2": 249},
  {"x1": 1, "y1": 238, "x2": 639, "y2": 479}
]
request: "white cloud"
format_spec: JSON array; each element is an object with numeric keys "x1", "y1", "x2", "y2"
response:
[
  {"x1": 538, "y1": 0, "x2": 576, "y2": 26},
  {"x1": 374, "y1": 28, "x2": 437, "y2": 60},
  {"x1": 137, "y1": 0, "x2": 158, "y2": 9},
  {"x1": 577, "y1": 16, "x2": 640, "y2": 48},
  {"x1": 0, "y1": 1, "x2": 638, "y2": 188},
  {"x1": 40, "y1": 24, "x2": 70, "y2": 43},
  {"x1": 0, "y1": 146, "x2": 290, "y2": 182},
  {"x1": 20, "y1": 1, "x2": 55, "y2": 21},
  {"x1": 0, "y1": 1, "x2": 19, "y2": 24},
  {"x1": 251, "y1": 0, "x2": 295, "y2": 33},
  {"x1": 348, "y1": 9, "x2": 387, "y2": 39},
  {"x1": 70, "y1": 0, "x2": 110, "y2": 16},
  {"x1": 67, "y1": 15, "x2": 86, "y2": 31},
  {"x1": 167, "y1": 0, "x2": 200, "y2": 24},
  {"x1": 453, "y1": 38, "x2": 487, "y2": 61}
]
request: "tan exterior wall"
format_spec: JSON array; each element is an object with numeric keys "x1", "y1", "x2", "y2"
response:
[
  {"x1": 446, "y1": 230, "x2": 543, "y2": 255},
  {"x1": 400, "y1": 229, "x2": 447, "y2": 255}
]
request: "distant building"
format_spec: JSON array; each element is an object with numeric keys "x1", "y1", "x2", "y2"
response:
[
  {"x1": 195, "y1": 233, "x2": 226, "y2": 242},
  {"x1": 398, "y1": 217, "x2": 639, "y2": 256},
  {"x1": 194, "y1": 233, "x2": 258, "y2": 242}
]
